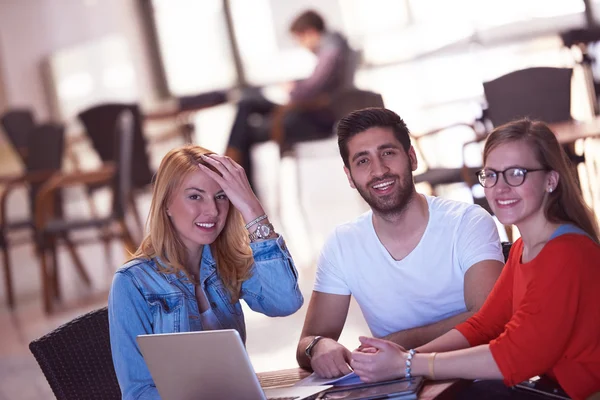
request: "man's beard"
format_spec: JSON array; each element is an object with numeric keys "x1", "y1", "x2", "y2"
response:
[{"x1": 352, "y1": 169, "x2": 415, "y2": 217}]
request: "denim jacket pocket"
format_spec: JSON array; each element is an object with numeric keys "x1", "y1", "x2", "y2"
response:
[{"x1": 146, "y1": 293, "x2": 184, "y2": 332}]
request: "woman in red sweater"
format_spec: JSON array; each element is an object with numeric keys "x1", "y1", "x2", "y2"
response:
[{"x1": 350, "y1": 119, "x2": 600, "y2": 399}]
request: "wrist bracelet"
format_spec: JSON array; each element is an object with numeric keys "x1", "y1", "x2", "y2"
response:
[
  {"x1": 405, "y1": 349, "x2": 416, "y2": 379},
  {"x1": 428, "y1": 352, "x2": 437, "y2": 380},
  {"x1": 244, "y1": 214, "x2": 267, "y2": 230}
]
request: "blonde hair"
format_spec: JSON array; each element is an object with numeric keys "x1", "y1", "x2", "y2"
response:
[
  {"x1": 483, "y1": 119, "x2": 599, "y2": 243},
  {"x1": 132, "y1": 145, "x2": 254, "y2": 301}
]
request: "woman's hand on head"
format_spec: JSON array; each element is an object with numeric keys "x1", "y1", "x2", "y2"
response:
[
  {"x1": 350, "y1": 336, "x2": 406, "y2": 383},
  {"x1": 198, "y1": 154, "x2": 264, "y2": 221}
]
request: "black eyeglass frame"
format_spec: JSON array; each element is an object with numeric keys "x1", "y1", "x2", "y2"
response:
[{"x1": 475, "y1": 167, "x2": 548, "y2": 188}]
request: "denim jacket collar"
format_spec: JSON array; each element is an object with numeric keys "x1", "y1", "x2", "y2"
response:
[{"x1": 154, "y1": 245, "x2": 217, "y2": 287}]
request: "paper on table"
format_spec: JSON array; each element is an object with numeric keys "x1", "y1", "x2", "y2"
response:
[{"x1": 294, "y1": 371, "x2": 363, "y2": 387}]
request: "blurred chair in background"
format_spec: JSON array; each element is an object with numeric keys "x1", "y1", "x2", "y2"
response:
[
  {"x1": 76, "y1": 102, "x2": 198, "y2": 236},
  {"x1": 1, "y1": 109, "x2": 36, "y2": 162},
  {"x1": 0, "y1": 123, "x2": 88, "y2": 309},
  {"x1": 77, "y1": 104, "x2": 153, "y2": 235},
  {"x1": 483, "y1": 67, "x2": 574, "y2": 127},
  {"x1": 34, "y1": 111, "x2": 136, "y2": 313}
]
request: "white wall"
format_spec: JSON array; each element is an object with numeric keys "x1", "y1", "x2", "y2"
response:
[{"x1": 0, "y1": 0, "x2": 158, "y2": 120}]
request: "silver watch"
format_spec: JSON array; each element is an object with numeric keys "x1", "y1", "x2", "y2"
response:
[{"x1": 248, "y1": 222, "x2": 275, "y2": 241}]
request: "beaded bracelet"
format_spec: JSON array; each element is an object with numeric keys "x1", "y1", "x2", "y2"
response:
[{"x1": 405, "y1": 349, "x2": 416, "y2": 378}]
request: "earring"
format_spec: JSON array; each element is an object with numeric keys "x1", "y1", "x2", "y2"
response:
[{"x1": 547, "y1": 187, "x2": 553, "y2": 193}]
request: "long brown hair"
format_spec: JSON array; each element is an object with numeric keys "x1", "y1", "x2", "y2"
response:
[
  {"x1": 483, "y1": 119, "x2": 599, "y2": 243},
  {"x1": 132, "y1": 145, "x2": 253, "y2": 301}
]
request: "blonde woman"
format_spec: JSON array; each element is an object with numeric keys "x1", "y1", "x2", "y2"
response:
[{"x1": 109, "y1": 145, "x2": 303, "y2": 400}]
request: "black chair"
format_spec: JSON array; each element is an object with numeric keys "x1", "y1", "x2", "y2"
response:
[
  {"x1": 0, "y1": 109, "x2": 35, "y2": 162},
  {"x1": 0, "y1": 123, "x2": 87, "y2": 309},
  {"x1": 78, "y1": 104, "x2": 153, "y2": 232},
  {"x1": 29, "y1": 307, "x2": 122, "y2": 400},
  {"x1": 483, "y1": 67, "x2": 574, "y2": 127},
  {"x1": 501, "y1": 241, "x2": 512, "y2": 263},
  {"x1": 34, "y1": 111, "x2": 136, "y2": 313}
]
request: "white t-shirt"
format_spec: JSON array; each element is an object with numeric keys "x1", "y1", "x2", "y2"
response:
[{"x1": 314, "y1": 195, "x2": 504, "y2": 338}]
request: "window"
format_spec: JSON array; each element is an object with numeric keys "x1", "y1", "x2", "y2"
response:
[{"x1": 151, "y1": 0, "x2": 237, "y2": 95}]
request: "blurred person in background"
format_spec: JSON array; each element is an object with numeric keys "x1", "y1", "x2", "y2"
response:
[
  {"x1": 224, "y1": 9, "x2": 357, "y2": 191},
  {"x1": 109, "y1": 145, "x2": 303, "y2": 399},
  {"x1": 350, "y1": 119, "x2": 600, "y2": 400}
]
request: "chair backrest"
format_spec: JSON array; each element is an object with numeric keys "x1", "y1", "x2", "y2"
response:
[
  {"x1": 78, "y1": 103, "x2": 153, "y2": 190},
  {"x1": 483, "y1": 67, "x2": 573, "y2": 127},
  {"x1": 26, "y1": 123, "x2": 65, "y2": 216},
  {"x1": 29, "y1": 307, "x2": 122, "y2": 400},
  {"x1": 1, "y1": 109, "x2": 35, "y2": 160},
  {"x1": 330, "y1": 89, "x2": 385, "y2": 121}
]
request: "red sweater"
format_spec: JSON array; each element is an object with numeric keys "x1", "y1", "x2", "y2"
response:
[{"x1": 456, "y1": 234, "x2": 600, "y2": 400}]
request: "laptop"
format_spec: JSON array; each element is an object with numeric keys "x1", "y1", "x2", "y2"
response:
[{"x1": 137, "y1": 329, "x2": 330, "y2": 400}]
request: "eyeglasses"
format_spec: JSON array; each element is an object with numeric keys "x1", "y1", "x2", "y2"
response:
[{"x1": 475, "y1": 167, "x2": 548, "y2": 188}]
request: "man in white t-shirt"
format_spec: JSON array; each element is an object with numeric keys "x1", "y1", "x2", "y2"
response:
[{"x1": 296, "y1": 108, "x2": 504, "y2": 378}]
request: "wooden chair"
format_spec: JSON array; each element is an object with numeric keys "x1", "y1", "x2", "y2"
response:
[
  {"x1": 77, "y1": 104, "x2": 152, "y2": 233},
  {"x1": 34, "y1": 111, "x2": 136, "y2": 313},
  {"x1": 29, "y1": 307, "x2": 121, "y2": 400},
  {"x1": 0, "y1": 109, "x2": 35, "y2": 161},
  {"x1": 0, "y1": 123, "x2": 87, "y2": 309}
]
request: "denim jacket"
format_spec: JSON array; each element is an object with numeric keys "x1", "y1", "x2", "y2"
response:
[{"x1": 108, "y1": 235, "x2": 303, "y2": 400}]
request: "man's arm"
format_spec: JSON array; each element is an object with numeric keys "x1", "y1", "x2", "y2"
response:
[
  {"x1": 382, "y1": 260, "x2": 503, "y2": 349},
  {"x1": 296, "y1": 291, "x2": 351, "y2": 371}
]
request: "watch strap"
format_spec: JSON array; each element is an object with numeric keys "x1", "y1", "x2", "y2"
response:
[{"x1": 305, "y1": 335, "x2": 324, "y2": 359}]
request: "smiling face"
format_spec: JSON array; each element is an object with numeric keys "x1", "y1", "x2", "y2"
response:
[
  {"x1": 483, "y1": 140, "x2": 558, "y2": 227},
  {"x1": 166, "y1": 169, "x2": 230, "y2": 254},
  {"x1": 344, "y1": 127, "x2": 418, "y2": 216}
]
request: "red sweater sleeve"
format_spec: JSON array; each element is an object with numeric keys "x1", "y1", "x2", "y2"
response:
[
  {"x1": 455, "y1": 240, "x2": 518, "y2": 346},
  {"x1": 489, "y1": 238, "x2": 584, "y2": 386}
]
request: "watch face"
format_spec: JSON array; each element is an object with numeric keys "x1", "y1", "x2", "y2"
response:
[{"x1": 258, "y1": 224, "x2": 271, "y2": 237}]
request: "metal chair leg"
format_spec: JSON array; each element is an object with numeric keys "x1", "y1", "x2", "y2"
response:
[
  {"x1": 62, "y1": 233, "x2": 91, "y2": 286},
  {"x1": 50, "y1": 236, "x2": 60, "y2": 302},
  {"x1": 39, "y1": 241, "x2": 54, "y2": 314},
  {"x1": 1, "y1": 242, "x2": 15, "y2": 308}
]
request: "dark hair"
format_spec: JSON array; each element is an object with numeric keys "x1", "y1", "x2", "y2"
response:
[
  {"x1": 484, "y1": 119, "x2": 599, "y2": 243},
  {"x1": 290, "y1": 10, "x2": 326, "y2": 33},
  {"x1": 336, "y1": 107, "x2": 412, "y2": 168}
]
